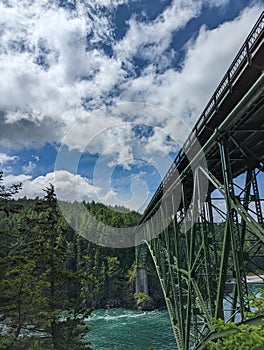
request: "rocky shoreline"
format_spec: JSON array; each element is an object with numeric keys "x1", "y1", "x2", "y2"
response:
[{"x1": 84, "y1": 295, "x2": 166, "y2": 311}]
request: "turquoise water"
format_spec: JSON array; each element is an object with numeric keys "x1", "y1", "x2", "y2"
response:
[
  {"x1": 86, "y1": 309, "x2": 176, "y2": 350},
  {"x1": 86, "y1": 285, "x2": 263, "y2": 350}
]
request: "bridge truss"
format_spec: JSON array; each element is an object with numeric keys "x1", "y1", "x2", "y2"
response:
[{"x1": 136, "y1": 11, "x2": 264, "y2": 350}]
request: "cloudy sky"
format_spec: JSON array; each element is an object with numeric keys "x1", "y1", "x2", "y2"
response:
[{"x1": 0, "y1": 0, "x2": 263, "y2": 211}]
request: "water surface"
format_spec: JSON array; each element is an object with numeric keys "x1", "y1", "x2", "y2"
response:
[{"x1": 86, "y1": 308, "x2": 176, "y2": 350}]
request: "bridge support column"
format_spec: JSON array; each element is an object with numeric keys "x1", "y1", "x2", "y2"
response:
[{"x1": 135, "y1": 267, "x2": 149, "y2": 295}]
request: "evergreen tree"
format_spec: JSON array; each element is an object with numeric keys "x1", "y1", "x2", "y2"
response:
[
  {"x1": 0, "y1": 173, "x2": 48, "y2": 349},
  {"x1": 0, "y1": 173, "x2": 142, "y2": 348},
  {"x1": 34, "y1": 184, "x2": 92, "y2": 350},
  {"x1": 0, "y1": 179, "x2": 92, "y2": 349}
]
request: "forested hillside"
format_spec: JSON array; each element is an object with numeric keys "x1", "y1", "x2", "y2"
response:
[{"x1": 0, "y1": 172, "x2": 146, "y2": 349}]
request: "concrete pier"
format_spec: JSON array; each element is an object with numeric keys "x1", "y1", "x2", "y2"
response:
[{"x1": 135, "y1": 267, "x2": 149, "y2": 295}]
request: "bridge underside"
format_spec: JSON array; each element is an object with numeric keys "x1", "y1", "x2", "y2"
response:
[
  {"x1": 137, "y1": 159, "x2": 264, "y2": 350},
  {"x1": 136, "y1": 12, "x2": 264, "y2": 350}
]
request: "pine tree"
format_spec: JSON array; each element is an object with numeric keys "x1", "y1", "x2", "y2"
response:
[
  {"x1": 35, "y1": 184, "x2": 92, "y2": 350},
  {"x1": 0, "y1": 179, "x2": 92, "y2": 349},
  {"x1": 0, "y1": 172, "x2": 48, "y2": 349}
]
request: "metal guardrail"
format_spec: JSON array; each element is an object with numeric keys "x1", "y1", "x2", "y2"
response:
[{"x1": 142, "y1": 11, "x2": 264, "y2": 220}]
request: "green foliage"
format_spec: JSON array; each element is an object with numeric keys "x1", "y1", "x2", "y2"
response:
[
  {"x1": 246, "y1": 288, "x2": 264, "y2": 316},
  {"x1": 39, "y1": 308, "x2": 93, "y2": 350},
  {"x1": 0, "y1": 181, "x2": 92, "y2": 349},
  {"x1": 207, "y1": 289, "x2": 264, "y2": 350},
  {"x1": 0, "y1": 173, "x2": 142, "y2": 348},
  {"x1": 207, "y1": 319, "x2": 264, "y2": 350},
  {"x1": 134, "y1": 292, "x2": 150, "y2": 304},
  {"x1": 0, "y1": 170, "x2": 21, "y2": 199}
]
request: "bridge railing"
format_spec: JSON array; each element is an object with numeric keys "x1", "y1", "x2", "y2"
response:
[{"x1": 142, "y1": 11, "x2": 264, "y2": 221}]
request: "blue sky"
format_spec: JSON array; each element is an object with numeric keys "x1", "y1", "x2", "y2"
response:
[{"x1": 0, "y1": 0, "x2": 263, "y2": 212}]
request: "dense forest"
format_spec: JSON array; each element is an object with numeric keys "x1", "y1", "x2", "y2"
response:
[{"x1": 0, "y1": 171, "x2": 161, "y2": 349}]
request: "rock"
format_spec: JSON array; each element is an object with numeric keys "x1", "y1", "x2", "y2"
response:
[{"x1": 134, "y1": 292, "x2": 155, "y2": 311}]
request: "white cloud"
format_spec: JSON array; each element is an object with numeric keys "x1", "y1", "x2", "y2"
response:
[
  {"x1": 3, "y1": 169, "x2": 150, "y2": 211},
  {"x1": 108, "y1": 144, "x2": 134, "y2": 170},
  {"x1": 120, "y1": 4, "x2": 262, "y2": 131},
  {"x1": 0, "y1": 0, "x2": 262, "y2": 168},
  {"x1": 54, "y1": 170, "x2": 99, "y2": 202},
  {"x1": 60, "y1": 103, "x2": 185, "y2": 159},
  {"x1": 78, "y1": 0, "x2": 130, "y2": 10},
  {"x1": 98, "y1": 178, "x2": 150, "y2": 212},
  {"x1": 3, "y1": 171, "x2": 98, "y2": 202},
  {"x1": 0, "y1": 0, "x2": 125, "y2": 146},
  {"x1": 144, "y1": 128, "x2": 178, "y2": 155},
  {"x1": 4, "y1": 174, "x2": 32, "y2": 186},
  {"x1": 0, "y1": 152, "x2": 17, "y2": 164},
  {"x1": 22, "y1": 161, "x2": 36, "y2": 174},
  {"x1": 113, "y1": 0, "x2": 230, "y2": 67},
  {"x1": 0, "y1": 7, "x2": 117, "y2": 116}
]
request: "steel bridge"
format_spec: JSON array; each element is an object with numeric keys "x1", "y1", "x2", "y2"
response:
[{"x1": 135, "y1": 11, "x2": 264, "y2": 350}]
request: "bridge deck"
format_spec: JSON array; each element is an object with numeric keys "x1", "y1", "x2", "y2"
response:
[{"x1": 141, "y1": 11, "x2": 264, "y2": 221}]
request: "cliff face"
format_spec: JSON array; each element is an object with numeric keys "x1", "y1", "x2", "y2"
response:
[
  {"x1": 84, "y1": 278, "x2": 165, "y2": 311},
  {"x1": 83, "y1": 262, "x2": 165, "y2": 311}
]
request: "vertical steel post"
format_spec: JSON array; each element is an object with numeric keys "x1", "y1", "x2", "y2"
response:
[{"x1": 218, "y1": 138, "x2": 248, "y2": 320}]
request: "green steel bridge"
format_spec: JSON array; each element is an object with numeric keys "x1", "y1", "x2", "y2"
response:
[{"x1": 135, "y1": 11, "x2": 264, "y2": 350}]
